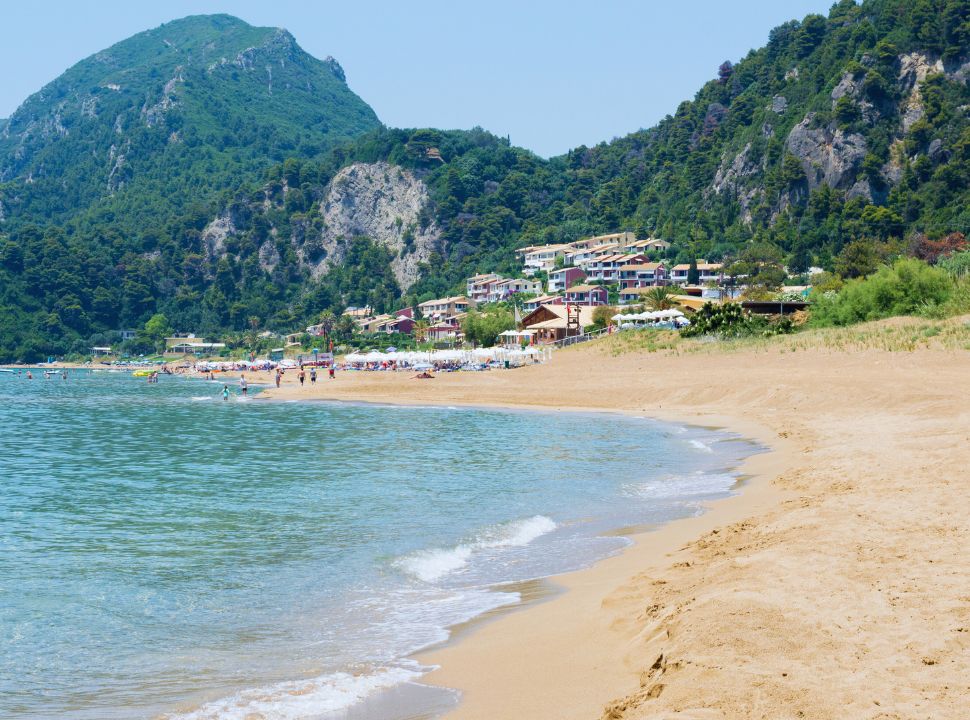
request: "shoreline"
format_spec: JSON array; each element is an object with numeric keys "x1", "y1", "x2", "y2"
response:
[
  {"x1": 254, "y1": 337, "x2": 970, "y2": 718},
  {"x1": 255, "y1": 364, "x2": 792, "y2": 719},
  {"x1": 418, "y1": 411, "x2": 789, "y2": 720}
]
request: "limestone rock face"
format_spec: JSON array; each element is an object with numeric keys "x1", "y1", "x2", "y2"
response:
[
  {"x1": 711, "y1": 143, "x2": 763, "y2": 223},
  {"x1": 785, "y1": 114, "x2": 867, "y2": 192},
  {"x1": 898, "y1": 52, "x2": 946, "y2": 132},
  {"x1": 311, "y1": 162, "x2": 440, "y2": 291}
]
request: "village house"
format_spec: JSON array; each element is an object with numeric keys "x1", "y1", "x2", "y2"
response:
[
  {"x1": 618, "y1": 287, "x2": 647, "y2": 305},
  {"x1": 576, "y1": 231, "x2": 636, "y2": 249},
  {"x1": 617, "y1": 262, "x2": 667, "y2": 290},
  {"x1": 547, "y1": 266, "x2": 586, "y2": 294},
  {"x1": 521, "y1": 294, "x2": 564, "y2": 313},
  {"x1": 521, "y1": 304, "x2": 599, "y2": 344},
  {"x1": 466, "y1": 273, "x2": 504, "y2": 303},
  {"x1": 427, "y1": 319, "x2": 462, "y2": 342},
  {"x1": 486, "y1": 277, "x2": 543, "y2": 302},
  {"x1": 618, "y1": 237, "x2": 672, "y2": 255},
  {"x1": 565, "y1": 242, "x2": 620, "y2": 269},
  {"x1": 669, "y1": 261, "x2": 725, "y2": 286},
  {"x1": 351, "y1": 307, "x2": 413, "y2": 334},
  {"x1": 563, "y1": 284, "x2": 609, "y2": 306},
  {"x1": 418, "y1": 296, "x2": 475, "y2": 322},
  {"x1": 342, "y1": 306, "x2": 373, "y2": 320},
  {"x1": 517, "y1": 244, "x2": 571, "y2": 275},
  {"x1": 585, "y1": 254, "x2": 648, "y2": 282}
]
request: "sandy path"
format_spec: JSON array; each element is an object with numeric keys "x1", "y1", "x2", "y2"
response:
[{"x1": 258, "y1": 334, "x2": 970, "y2": 719}]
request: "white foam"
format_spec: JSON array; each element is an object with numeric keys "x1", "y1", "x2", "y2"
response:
[
  {"x1": 397, "y1": 546, "x2": 474, "y2": 582},
  {"x1": 167, "y1": 665, "x2": 423, "y2": 720},
  {"x1": 478, "y1": 514, "x2": 558, "y2": 549},
  {"x1": 627, "y1": 471, "x2": 735, "y2": 500},
  {"x1": 396, "y1": 515, "x2": 558, "y2": 583},
  {"x1": 190, "y1": 396, "x2": 212, "y2": 402},
  {"x1": 689, "y1": 439, "x2": 713, "y2": 453}
]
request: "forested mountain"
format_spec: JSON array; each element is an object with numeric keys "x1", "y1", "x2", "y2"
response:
[
  {"x1": 0, "y1": 0, "x2": 968, "y2": 361},
  {"x1": 0, "y1": 14, "x2": 378, "y2": 231}
]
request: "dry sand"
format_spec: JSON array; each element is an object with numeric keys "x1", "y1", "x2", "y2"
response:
[{"x1": 259, "y1": 324, "x2": 970, "y2": 719}]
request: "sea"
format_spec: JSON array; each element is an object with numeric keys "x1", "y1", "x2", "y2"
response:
[{"x1": 0, "y1": 369, "x2": 757, "y2": 720}]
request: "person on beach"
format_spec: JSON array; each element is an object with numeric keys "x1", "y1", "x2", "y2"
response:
[
  {"x1": 328, "y1": 365, "x2": 335, "y2": 380},
  {"x1": 298, "y1": 369, "x2": 306, "y2": 386},
  {"x1": 310, "y1": 367, "x2": 317, "y2": 384},
  {"x1": 275, "y1": 369, "x2": 282, "y2": 388},
  {"x1": 239, "y1": 374, "x2": 248, "y2": 396},
  {"x1": 222, "y1": 384, "x2": 230, "y2": 401}
]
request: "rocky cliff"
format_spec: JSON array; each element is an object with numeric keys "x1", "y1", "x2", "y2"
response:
[
  {"x1": 711, "y1": 46, "x2": 970, "y2": 222},
  {"x1": 203, "y1": 161, "x2": 440, "y2": 292},
  {"x1": 311, "y1": 163, "x2": 439, "y2": 290}
]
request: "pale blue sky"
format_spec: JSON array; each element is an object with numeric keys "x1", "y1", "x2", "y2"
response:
[{"x1": 0, "y1": 0, "x2": 833, "y2": 157}]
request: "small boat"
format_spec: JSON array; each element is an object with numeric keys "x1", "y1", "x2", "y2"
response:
[
  {"x1": 0, "y1": 368, "x2": 14, "y2": 374},
  {"x1": 132, "y1": 369, "x2": 153, "y2": 377}
]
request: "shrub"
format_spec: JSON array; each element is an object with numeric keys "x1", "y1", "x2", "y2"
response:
[
  {"x1": 810, "y1": 258, "x2": 953, "y2": 326},
  {"x1": 681, "y1": 302, "x2": 792, "y2": 338}
]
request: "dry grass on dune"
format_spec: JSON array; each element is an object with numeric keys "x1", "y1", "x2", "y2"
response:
[{"x1": 594, "y1": 314, "x2": 970, "y2": 358}]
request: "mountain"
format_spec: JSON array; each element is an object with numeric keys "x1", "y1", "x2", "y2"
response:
[
  {"x1": 0, "y1": 14, "x2": 379, "y2": 230},
  {"x1": 201, "y1": 0, "x2": 969, "y2": 306},
  {"x1": 0, "y1": 0, "x2": 968, "y2": 362}
]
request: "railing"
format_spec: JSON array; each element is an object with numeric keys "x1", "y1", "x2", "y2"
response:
[{"x1": 550, "y1": 327, "x2": 609, "y2": 348}]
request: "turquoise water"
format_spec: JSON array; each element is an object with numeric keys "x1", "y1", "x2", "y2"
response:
[{"x1": 0, "y1": 370, "x2": 755, "y2": 719}]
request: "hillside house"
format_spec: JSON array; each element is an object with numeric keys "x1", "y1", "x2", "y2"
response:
[
  {"x1": 547, "y1": 266, "x2": 586, "y2": 293},
  {"x1": 670, "y1": 262, "x2": 725, "y2": 286},
  {"x1": 617, "y1": 262, "x2": 667, "y2": 290},
  {"x1": 563, "y1": 284, "x2": 609, "y2": 306},
  {"x1": 466, "y1": 273, "x2": 504, "y2": 303},
  {"x1": 585, "y1": 254, "x2": 648, "y2": 282},
  {"x1": 418, "y1": 296, "x2": 474, "y2": 321},
  {"x1": 518, "y1": 244, "x2": 571, "y2": 275},
  {"x1": 486, "y1": 277, "x2": 543, "y2": 302},
  {"x1": 521, "y1": 294, "x2": 564, "y2": 313}
]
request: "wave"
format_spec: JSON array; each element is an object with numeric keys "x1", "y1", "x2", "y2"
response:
[
  {"x1": 166, "y1": 664, "x2": 424, "y2": 720},
  {"x1": 395, "y1": 515, "x2": 558, "y2": 583},
  {"x1": 688, "y1": 438, "x2": 713, "y2": 453},
  {"x1": 190, "y1": 396, "x2": 212, "y2": 402},
  {"x1": 626, "y1": 471, "x2": 736, "y2": 501}
]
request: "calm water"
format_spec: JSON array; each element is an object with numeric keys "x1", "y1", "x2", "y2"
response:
[{"x1": 0, "y1": 370, "x2": 755, "y2": 719}]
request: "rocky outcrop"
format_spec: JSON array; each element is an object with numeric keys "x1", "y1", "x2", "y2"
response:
[
  {"x1": 201, "y1": 215, "x2": 235, "y2": 258},
  {"x1": 711, "y1": 143, "x2": 764, "y2": 223},
  {"x1": 785, "y1": 114, "x2": 867, "y2": 192},
  {"x1": 308, "y1": 162, "x2": 440, "y2": 290},
  {"x1": 897, "y1": 52, "x2": 946, "y2": 132}
]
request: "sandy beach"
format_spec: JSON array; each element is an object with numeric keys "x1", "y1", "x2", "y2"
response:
[{"x1": 254, "y1": 318, "x2": 970, "y2": 719}]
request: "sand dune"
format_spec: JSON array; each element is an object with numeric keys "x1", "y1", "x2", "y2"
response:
[{"x1": 262, "y1": 321, "x2": 970, "y2": 719}]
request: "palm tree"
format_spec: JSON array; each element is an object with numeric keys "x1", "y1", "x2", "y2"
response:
[
  {"x1": 317, "y1": 310, "x2": 337, "y2": 338},
  {"x1": 642, "y1": 285, "x2": 678, "y2": 310},
  {"x1": 413, "y1": 319, "x2": 430, "y2": 343}
]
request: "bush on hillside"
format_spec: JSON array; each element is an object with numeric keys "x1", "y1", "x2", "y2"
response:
[{"x1": 810, "y1": 258, "x2": 954, "y2": 326}]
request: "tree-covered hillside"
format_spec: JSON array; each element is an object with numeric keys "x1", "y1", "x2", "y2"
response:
[
  {"x1": 0, "y1": 0, "x2": 968, "y2": 362},
  {"x1": 0, "y1": 14, "x2": 379, "y2": 233}
]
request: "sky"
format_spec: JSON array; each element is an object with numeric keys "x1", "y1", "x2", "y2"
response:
[{"x1": 0, "y1": 0, "x2": 833, "y2": 158}]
